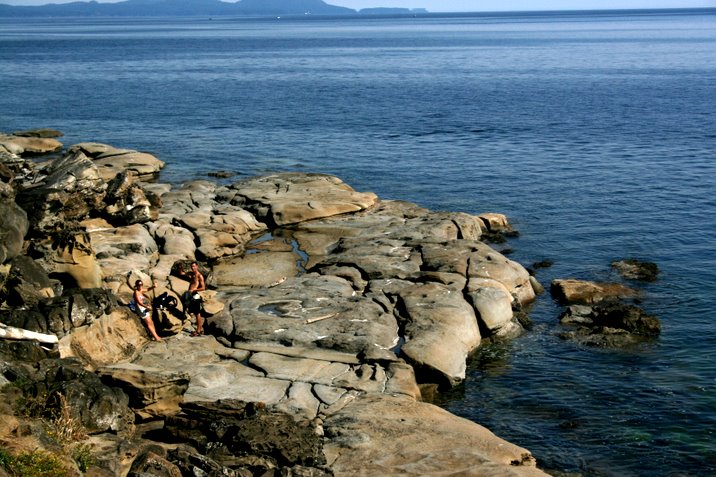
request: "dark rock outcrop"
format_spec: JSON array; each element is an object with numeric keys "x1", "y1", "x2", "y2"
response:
[
  {"x1": 163, "y1": 400, "x2": 328, "y2": 476},
  {"x1": 612, "y1": 259, "x2": 659, "y2": 282},
  {"x1": 1, "y1": 288, "x2": 116, "y2": 338},
  {"x1": 104, "y1": 171, "x2": 156, "y2": 225},
  {"x1": 558, "y1": 300, "x2": 660, "y2": 347},
  {"x1": 23, "y1": 358, "x2": 135, "y2": 435},
  {"x1": 0, "y1": 201, "x2": 28, "y2": 265},
  {"x1": 1, "y1": 255, "x2": 57, "y2": 307},
  {"x1": 16, "y1": 150, "x2": 107, "y2": 236}
]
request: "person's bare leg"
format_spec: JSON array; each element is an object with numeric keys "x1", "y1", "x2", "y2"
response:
[
  {"x1": 193, "y1": 313, "x2": 204, "y2": 336},
  {"x1": 144, "y1": 317, "x2": 162, "y2": 341}
]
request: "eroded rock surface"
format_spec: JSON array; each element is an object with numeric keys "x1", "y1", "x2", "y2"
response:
[
  {"x1": 551, "y1": 278, "x2": 637, "y2": 305},
  {"x1": 68, "y1": 142, "x2": 165, "y2": 181},
  {"x1": 229, "y1": 172, "x2": 379, "y2": 226},
  {"x1": 323, "y1": 393, "x2": 547, "y2": 477},
  {"x1": 0, "y1": 133, "x2": 63, "y2": 155},
  {"x1": 0, "y1": 134, "x2": 551, "y2": 477}
]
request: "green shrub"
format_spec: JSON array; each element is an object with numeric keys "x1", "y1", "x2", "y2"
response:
[
  {"x1": 0, "y1": 448, "x2": 68, "y2": 477},
  {"x1": 71, "y1": 444, "x2": 96, "y2": 473},
  {"x1": 0, "y1": 448, "x2": 13, "y2": 468}
]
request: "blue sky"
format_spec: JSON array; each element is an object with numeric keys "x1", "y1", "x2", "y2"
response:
[{"x1": 3, "y1": 0, "x2": 714, "y2": 9}]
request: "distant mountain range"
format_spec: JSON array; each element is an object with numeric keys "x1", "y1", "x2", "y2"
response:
[{"x1": 0, "y1": 0, "x2": 428, "y2": 17}]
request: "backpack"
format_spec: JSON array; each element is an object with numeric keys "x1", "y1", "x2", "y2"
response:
[{"x1": 153, "y1": 292, "x2": 178, "y2": 310}]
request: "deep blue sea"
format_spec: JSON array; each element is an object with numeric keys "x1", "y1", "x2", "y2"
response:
[{"x1": 2, "y1": 9, "x2": 715, "y2": 476}]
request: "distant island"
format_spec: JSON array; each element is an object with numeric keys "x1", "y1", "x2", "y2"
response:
[{"x1": 0, "y1": 0, "x2": 429, "y2": 17}]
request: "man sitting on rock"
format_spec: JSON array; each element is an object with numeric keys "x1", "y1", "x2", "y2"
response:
[
  {"x1": 178, "y1": 262, "x2": 206, "y2": 336},
  {"x1": 132, "y1": 279, "x2": 162, "y2": 342}
]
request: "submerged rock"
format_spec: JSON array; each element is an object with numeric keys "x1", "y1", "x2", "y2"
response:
[
  {"x1": 612, "y1": 259, "x2": 659, "y2": 282},
  {"x1": 11, "y1": 128, "x2": 63, "y2": 138}
]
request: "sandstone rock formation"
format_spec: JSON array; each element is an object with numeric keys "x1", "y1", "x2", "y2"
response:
[
  {"x1": 0, "y1": 133, "x2": 63, "y2": 155},
  {"x1": 0, "y1": 132, "x2": 551, "y2": 477},
  {"x1": 68, "y1": 142, "x2": 165, "y2": 181},
  {"x1": 551, "y1": 278, "x2": 637, "y2": 305},
  {"x1": 229, "y1": 172, "x2": 379, "y2": 226}
]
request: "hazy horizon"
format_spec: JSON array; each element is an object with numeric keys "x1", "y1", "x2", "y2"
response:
[
  {"x1": 331, "y1": 0, "x2": 715, "y2": 12},
  {"x1": 3, "y1": 0, "x2": 714, "y2": 11}
]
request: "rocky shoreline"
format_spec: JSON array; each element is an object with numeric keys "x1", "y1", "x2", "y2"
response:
[{"x1": 1, "y1": 130, "x2": 556, "y2": 476}]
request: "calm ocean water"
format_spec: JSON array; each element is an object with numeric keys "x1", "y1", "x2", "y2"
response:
[{"x1": 2, "y1": 9, "x2": 715, "y2": 476}]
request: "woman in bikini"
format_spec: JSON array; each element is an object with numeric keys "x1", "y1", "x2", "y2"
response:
[{"x1": 133, "y1": 279, "x2": 162, "y2": 341}]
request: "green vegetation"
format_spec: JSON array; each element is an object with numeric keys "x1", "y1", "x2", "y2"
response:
[
  {"x1": 71, "y1": 444, "x2": 96, "y2": 473},
  {"x1": 17, "y1": 389, "x2": 50, "y2": 420},
  {"x1": 48, "y1": 393, "x2": 88, "y2": 444},
  {"x1": 0, "y1": 448, "x2": 68, "y2": 477},
  {"x1": 8, "y1": 387, "x2": 95, "y2": 473}
]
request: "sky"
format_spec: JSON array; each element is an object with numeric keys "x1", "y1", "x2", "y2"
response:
[{"x1": 3, "y1": 0, "x2": 714, "y2": 10}]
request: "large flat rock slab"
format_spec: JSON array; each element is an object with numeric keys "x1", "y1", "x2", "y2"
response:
[
  {"x1": 230, "y1": 172, "x2": 379, "y2": 226},
  {"x1": 211, "y1": 250, "x2": 301, "y2": 287},
  {"x1": 89, "y1": 223, "x2": 159, "y2": 282},
  {"x1": 0, "y1": 133, "x2": 62, "y2": 155},
  {"x1": 128, "y1": 334, "x2": 290, "y2": 404},
  {"x1": 211, "y1": 274, "x2": 399, "y2": 356},
  {"x1": 69, "y1": 142, "x2": 165, "y2": 181},
  {"x1": 323, "y1": 393, "x2": 550, "y2": 477}
]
